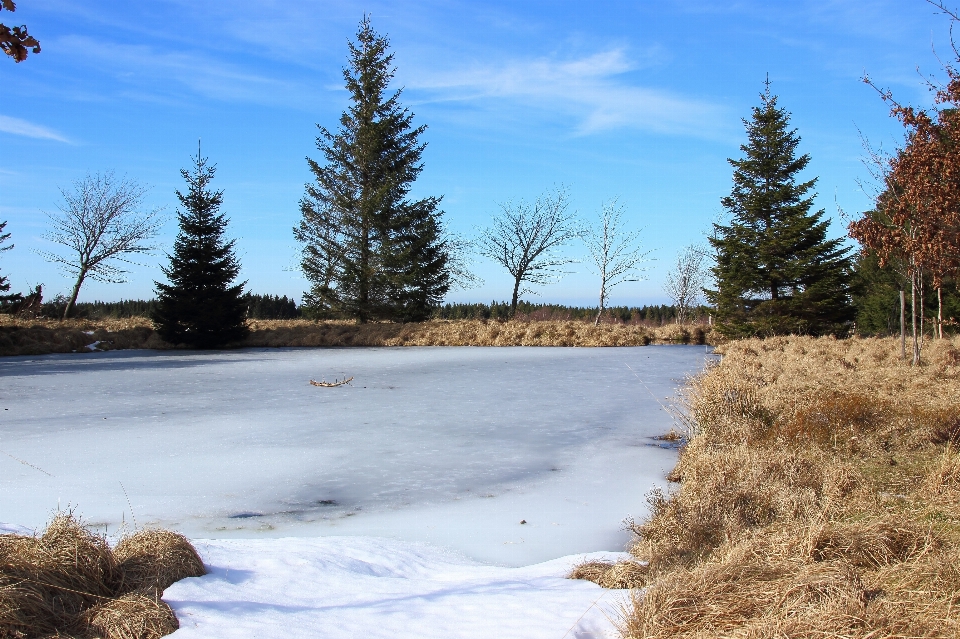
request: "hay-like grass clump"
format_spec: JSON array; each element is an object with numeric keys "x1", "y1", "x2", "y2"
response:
[
  {"x1": 114, "y1": 529, "x2": 206, "y2": 594},
  {"x1": 0, "y1": 514, "x2": 203, "y2": 639},
  {"x1": 79, "y1": 592, "x2": 178, "y2": 639}
]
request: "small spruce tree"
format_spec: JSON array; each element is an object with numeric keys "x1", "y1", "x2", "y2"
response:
[
  {"x1": 707, "y1": 81, "x2": 853, "y2": 337},
  {"x1": 153, "y1": 151, "x2": 247, "y2": 348},
  {"x1": 294, "y1": 16, "x2": 449, "y2": 323},
  {"x1": 0, "y1": 220, "x2": 21, "y2": 309}
]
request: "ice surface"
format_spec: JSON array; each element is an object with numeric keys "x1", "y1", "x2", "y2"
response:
[
  {"x1": 0, "y1": 345, "x2": 711, "y2": 566},
  {"x1": 164, "y1": 537, "x2": 629, "y2": 639}
]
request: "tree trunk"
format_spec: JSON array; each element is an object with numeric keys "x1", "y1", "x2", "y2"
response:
[
  {"x1": 900, "y1": 289, "x2": 906, "y2": 360},
  {"x1": 938, "y1": 287, "x2": 943, "y2": 339},
  {"x1": 511, "y1": 278, "x2": 521, "y2": 317},
  {"x1": 594, "y1": 283, "x2": 606, "y2": 326},
  {"x1": 63, "y1": 270, "x2": 87, "y2": 320},
  {"x1": 919, "y1": 273, "x2": 925, "y2": 355},
  {"x1": 911, "y1": 271, "x2": 920, "y2": 366}
]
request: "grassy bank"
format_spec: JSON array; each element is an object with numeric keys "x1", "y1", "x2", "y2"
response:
[
  {"x1": 574, "y1": 336, "x2": 960, "y2": 637},
  {"x1": 0, "y1": 316, "x2": 715, "y2": 356}
]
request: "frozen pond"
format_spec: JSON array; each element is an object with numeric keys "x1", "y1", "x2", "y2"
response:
[{"x1": 0, "y1": 346, "x2": 710, "y2": 566}]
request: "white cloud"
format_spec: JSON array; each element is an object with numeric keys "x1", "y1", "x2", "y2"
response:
[
  {"x1": 409, "y1": 48, "x2": 726, "y2": 137},
  {"x1": 0, "y1": 115, "x2": 72, "y2": 143},
  {"x1": 55, "y1": 35, "x2": 314, "y2": 106}
]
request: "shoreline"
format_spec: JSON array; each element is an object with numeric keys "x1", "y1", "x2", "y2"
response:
[{"x1": 0, "y1": 317, "x2": 716, "y2": 357}]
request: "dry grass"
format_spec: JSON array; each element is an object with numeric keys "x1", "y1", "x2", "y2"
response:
[
  {"x1": 567, "y1": 335, "x2": 960, "y2": 638},
  {"x1": 0, "y1": 316, "x2": 716, "y2": 356},
  {"x1": 569, "y1": 560, "x2": 649, "y2": 589},
  {"x1": 79, "y1": 592, "x2": 178, "y2": 639},
  {"x1": 243, "y1": 318, "x2": 711, "y2": 347},
  {"x1": 0, "y1": 316, "x2": 160, "y2": 357},
  {"x1": 113, "y1": 530, "x2": 206, "y2": 594},
  {"x1": 0, "y1": 514, "x2": 203, "y2": 639}
]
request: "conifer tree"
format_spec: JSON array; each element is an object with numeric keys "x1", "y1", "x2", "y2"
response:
[
  {"x1": 153, "y1": 151, "x2": 247, "y2": 348},
  {"x1": 294, "y1": 16, "x2": 449, "y2": 323},
  {"x1": 0, "y1": 220, "x2": 21, "y2": 309},
  {"x1": 707, "y1": 81, "x2": 853, "y2": 337}
]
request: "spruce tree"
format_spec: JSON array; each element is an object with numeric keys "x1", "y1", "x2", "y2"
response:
[
  {"x1": 153, "y1": 152, "x2": 247, "y2": 348},
  {"x1": 0, "y1": 220, "x2": 21, "y2": 309},
  {"x1": 707, "y1": 82, "x2": 853, "y2": 337},
  {"x1": 294, "y1": 16, "x2": 449, "y2": 323}
]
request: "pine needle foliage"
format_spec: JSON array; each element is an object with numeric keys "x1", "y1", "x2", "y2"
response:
[
  {"x1": 707, "y1": 82, "x2": 853, "y2": 337},
  {"x1": 0, "y1": 220, "x2": 21, "y2": 309},
  {"x1": 295, "y1": 16, "x2": 449, "y2": 323},
  {"x1": 153, "y1": 152, "x2": 247, "y2": 348}
]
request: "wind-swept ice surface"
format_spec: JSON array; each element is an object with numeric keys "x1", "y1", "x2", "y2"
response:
[
  {"x1": 165, "y1": 537, "x2": 629, "y2": 639},
  {"x1": 0, "y1": 346, "x2": 708, "y2": 565}
]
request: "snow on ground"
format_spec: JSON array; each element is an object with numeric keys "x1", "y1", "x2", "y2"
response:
[
  {"x1": 0, "y1": 345, "x2": 711, "y2": 637},
  {"x1": 166, "y1": 538, "x2": 629, "y2": 639}
]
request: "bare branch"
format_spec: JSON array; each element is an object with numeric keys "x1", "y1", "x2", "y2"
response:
[
  {"x1": 443, "y1": 232, "x2": 482, "y2": 291},
  {"x1": 477, "y1": 187, "x2": 580, "y2": 314},
  {"x1": 582, "y1": 199, "x2": 650, "y2": 325},
  {"x1": 39, "y1": 172, "x2": 164, "y2": 318},
  {"x1": 664, "y1": 244, "x2": 708, "y2": 325}
]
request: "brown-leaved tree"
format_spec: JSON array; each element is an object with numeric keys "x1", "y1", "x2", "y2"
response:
[{"x1": 1, "y1": 0, "x2": 39, "y2": 63}]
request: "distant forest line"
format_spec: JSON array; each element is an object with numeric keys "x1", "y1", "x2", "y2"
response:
[{"x1": 41, "y1": 294, "x2": 703, "y2": 325}]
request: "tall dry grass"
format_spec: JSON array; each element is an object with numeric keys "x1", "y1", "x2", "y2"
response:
[
  {"x1": 0, "y1": 513, "x2": 204, "y2": 639},
  {"x1": 572, "y1": 335, "x2": 960, "y2": 638},
  {"x1": 0, "y1": 316, "x2": 715, "y2": 355}
]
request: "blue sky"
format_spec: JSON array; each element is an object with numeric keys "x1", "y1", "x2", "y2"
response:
[{"x1": 0, "y1": 0, "x2": 954, "y2": 306}]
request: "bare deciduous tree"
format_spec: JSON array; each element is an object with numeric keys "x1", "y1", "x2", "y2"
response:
[
  {"x1": 477, "y1": 188, "x2": 579, "y2": 315},
  {"x1": 41, "y1": 172, "x2": 163, "y2": 319},
  {"x1": 582, "y1": 200, "x2": 650, "y2": 326},
  {"x1": 664, "y1": 244, "x2": 708, "y2": 325}
]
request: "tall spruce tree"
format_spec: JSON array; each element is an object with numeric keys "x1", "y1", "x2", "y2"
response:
[
  {"x1": 153, "y1": 151, "x2": 247, "y2": 348},
  {"x1": 294, "y1": 16, "x2": 449, "y2": 323},
  {"x1": 707, "y1": 82, "x2": 853, "y2": 337}
]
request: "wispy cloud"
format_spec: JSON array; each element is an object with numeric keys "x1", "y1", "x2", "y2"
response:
[
  {"x1": 55, "y1": 35, "x2": 317, "y2": 106},
  {"x1": 410, "y1": 48, "x2": 726, "y2": 137},
  {"x1": 0, "y1": 115, "x2": 72, "y2": 143}
]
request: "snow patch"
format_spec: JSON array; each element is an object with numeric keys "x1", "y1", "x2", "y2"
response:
[{"x1": 165, "y1": 536, "x2": 628, "y2": 639}]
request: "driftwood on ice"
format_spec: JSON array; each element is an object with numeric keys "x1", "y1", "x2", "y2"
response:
[{"x1": 309, "y1": 376, "x2": 354, "y2": 387}]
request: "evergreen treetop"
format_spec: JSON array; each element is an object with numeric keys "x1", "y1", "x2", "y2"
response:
[
  {"x1": 707, "y1": 82, "x2": 853, "y2": 337},
  {"x1": 295, "y1": 16, "x2": 449, "y2": 323},
  {"x1": 0, "y1": 220, "x2": 20, "y2": 308},
  {"x1": 153, "y1": 151, "x2": 247, "y2": 348}
]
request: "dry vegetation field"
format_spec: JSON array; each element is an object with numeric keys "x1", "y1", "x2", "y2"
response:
[
  {"x1": 573, "y1": 335, "x2": 960, "y2": 638},
  {"x1": 0, "y1": 316, "x2": 712, "y2": 356},
  {"x1": 0, "y1": 513, "x2": 205, "y2": 639}
]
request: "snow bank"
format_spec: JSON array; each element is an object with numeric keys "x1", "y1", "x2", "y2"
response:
[{"x1": 166, "y1": 536, "x2": 628, "y2": 639}]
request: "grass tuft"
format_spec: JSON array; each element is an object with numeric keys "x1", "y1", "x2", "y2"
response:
[
  {"x1": 114, "y1": 529, "x2": 206, "y2": 595},
  {"x1": 0, "y1": 513, "x2": 202, "y2": 639}
]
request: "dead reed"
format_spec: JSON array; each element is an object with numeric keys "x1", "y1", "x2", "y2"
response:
[
  {"x1": 570, "y1": 335, "x2": 960, "y2": 638},
  {"x1": 0, "y1": 316, "x2": 715, "y2": 356},
  {"x1": 0, "y1": 513, "x2": 203, "y2": 639}
]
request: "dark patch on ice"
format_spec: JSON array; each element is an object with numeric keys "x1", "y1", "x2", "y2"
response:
[
  {"x1": 316, "y1": 499, "x2": 338, "y2": 506},
  {"x1": 646, "y1": 435, "x2": 688, "y2": 450},
  {"x1": 229, "y1": 512, "x2": 264, "y2": 519}
]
